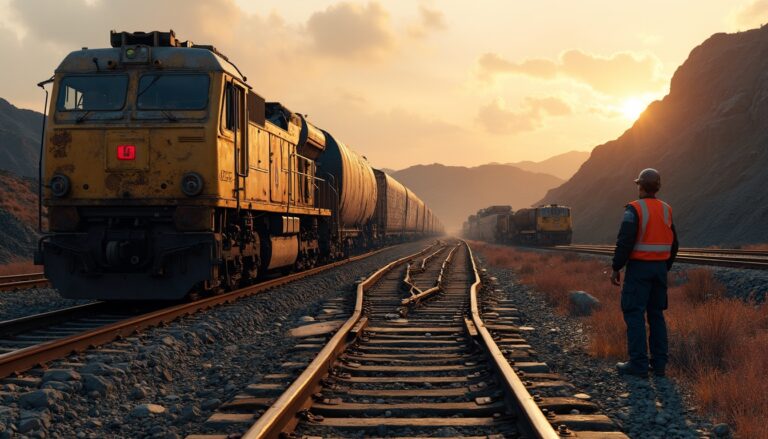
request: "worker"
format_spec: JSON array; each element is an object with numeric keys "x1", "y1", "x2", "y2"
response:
[{"x1": 610, "y1": 168, "x2": 678, "y2": 378}]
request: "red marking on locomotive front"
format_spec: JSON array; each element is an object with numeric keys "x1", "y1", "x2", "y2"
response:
[{"x1": 117, "y1": 145, "x2": 136, "y2": 160}]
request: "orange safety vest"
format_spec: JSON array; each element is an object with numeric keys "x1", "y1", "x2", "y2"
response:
[{"x1": 628, "y1": 198, "x2": 674, "y2": 261}]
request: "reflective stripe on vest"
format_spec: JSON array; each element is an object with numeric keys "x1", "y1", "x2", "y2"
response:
[{"x1": 629, "y1": 198, "x2": 673, "y2": 261}]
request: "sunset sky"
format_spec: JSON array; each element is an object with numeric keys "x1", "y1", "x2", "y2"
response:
[{"x1": 0, "y1": 0, "x2": 765, "y2": 169}]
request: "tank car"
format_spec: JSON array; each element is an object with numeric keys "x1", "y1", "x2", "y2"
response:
[
  {"x1": 35, "y1": 30, "x2": 442, "y2": 300},
  {"x1": 372, "y1": 170, "x2": 407, "y2": 243},
  {"x1": 474, "y1": 205, "x2": 513, "y2": 243}
]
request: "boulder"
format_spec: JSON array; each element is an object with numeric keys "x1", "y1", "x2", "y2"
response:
[
  {"x1": 131, "y1": 403, "x2": 166, "y2": 418},
  {"x1": 19, "y1": 389, "x2": 62, "y2": 409},
  {"x1": 82, "y1": 374, "x2": 113, "y2": 396},
  {"x1": 569, "y1": 290, "x2": 601, "y2": 316},
  {"x1": 42, "y1": 369, "x2": 81, "y2": 383}
]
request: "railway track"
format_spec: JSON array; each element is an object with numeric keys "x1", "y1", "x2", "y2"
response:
[
  {"x1": 553, "y1": 244, "x2": 768, "y2": 270},
  {"x1": 194, "y1": 240, "x2": 626, "y2": 438},
  {"x1": 0, "y1": 272, "x2": 48, "y2": 291},
  {"x1": 0, "y1": 246, "x2": 398, "y2": 380}
]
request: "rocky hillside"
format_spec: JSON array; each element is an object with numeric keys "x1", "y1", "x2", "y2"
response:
[
  {"x1": 505, "y1": 150, "x2": 590, "y2": 180},
  {"x1": 0, "y1": 98, "x2": 42, "y2": 178},
  {"x1": 541, "y1": 27, "x2": 768, "y2": 246},
  {"x1": 0, "y1": 171, "x2": 39, "y2": 262},
  {"x1": 392, "y1": 164, "x2": 563, "y2": 233}
]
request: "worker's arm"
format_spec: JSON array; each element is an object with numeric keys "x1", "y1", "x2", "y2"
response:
[
  {"x1": 667, "y1": 224, "x2": 679, "y2": 270},
  {"x1": 612, "y1": 205, "x2": 638, "y2": 272}
]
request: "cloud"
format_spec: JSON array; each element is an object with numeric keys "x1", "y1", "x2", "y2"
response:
[
  {"x1": 9, "y1": 0, "x2": 242, "y2": 49},
  {"x1": 477, "y1": 96, "x2": 572, "y2": 135},
  {"x1": 478, "y1": 49, "x2": 665, "y2": 96},
  {"x1": 409, "y1": 5, "x2": 447, "y2": 38},
  {"x1": 733, "y1": 0, "x2": 768, "y2": 28},
  {"x1": 306, "y1": 2, "x2": 396, "y2": 60}
]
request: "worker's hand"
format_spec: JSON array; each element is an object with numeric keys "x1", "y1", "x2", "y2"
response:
[{"x1": 610, "y1": 270, "x2": 621, "y2": 286}]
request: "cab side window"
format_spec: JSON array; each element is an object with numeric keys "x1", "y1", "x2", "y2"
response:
[{"x1": 223, "y1": 83, "x2": 236, "y2": 132}]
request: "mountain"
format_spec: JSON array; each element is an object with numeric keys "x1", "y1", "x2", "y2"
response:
[
  {"x1": 0, "y1": 170, "x2": 39, "y2": 263},
  {"x1": 541, "y1": 27, "x2": 768, "y2": 246},
  {"x1": 506, "y1": 150, "x2": 590, "y2": 180},
  {"x1": 392, "y1": 164, "x2": 564, "y2": 233},
  {"x1": 0, "y1": 98, "x2": 43, "y2": 178}
]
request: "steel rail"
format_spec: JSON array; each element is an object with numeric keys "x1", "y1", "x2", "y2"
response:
[
  {"x1": 555, "y1": 244, "x2": 768, "y2": 259},
  {"x1": 242, "y1": 244, "x2": 436, "y2": 439},
  {"x1": 0, "y1": 273, "x2": 49, "y2": 292},
  {"x1": 550, "y1": 245, "x2": 768, "y2": 270},
  {"x1": 401, "y1": 242, "x2": 459, "y2": 308},
  {"x1": 0, "y1": 245, "x2": 398, "y2": 380},
  {"x1": 0, "y1": 302, "x2": 108, "y2": 337},
  {"x1": 465, "y1": 240, "x2": 560, "y2": 439}
]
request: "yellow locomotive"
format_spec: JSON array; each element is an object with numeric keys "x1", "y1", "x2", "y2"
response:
[{"x1": 37, "y1": 30, "x2": 442, "y2": 300}]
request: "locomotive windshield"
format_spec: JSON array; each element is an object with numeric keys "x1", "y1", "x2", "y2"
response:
[
  {"x1": 137, "y1": 73, "x2": 209, "y2": 110},
  {"x1": 56, "y1": 75, "x2": 128, "y2": 111},
  {"x1": 540, "y1": 206, "x2": 569, "y2": 217}
]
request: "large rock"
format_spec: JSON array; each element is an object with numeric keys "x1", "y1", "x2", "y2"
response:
[
  {"x1": 19, "y1": 389, "x2": 62, "y2": 409},
  {"x1": 569, "y1": 291, "x2": 601, "y2": 316},
  {"x1": 42, "y1": 369, "x2": 80, "y2": 383},
  {"x1": 131, "y1": 403, "x2": 166, "y2": 418},
  {"x1": 82, "y1": 374, "x2": 113, "y2": 396}
]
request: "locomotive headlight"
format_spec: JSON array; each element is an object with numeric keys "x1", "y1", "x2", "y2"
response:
[
  {"x1": 50, "y1": 174, "x2": 71, "y2": 198},
  {"x1": 181, "y1": 172, "x2": 204, "y2": 197}
]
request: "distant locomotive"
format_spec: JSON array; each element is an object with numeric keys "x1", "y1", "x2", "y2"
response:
[
  {"x1": 36, "y1": 30, "x2": 442, "y2": 300},
  {"x1": 463, "y1": 204, "x2": 572, "y2": 246}
]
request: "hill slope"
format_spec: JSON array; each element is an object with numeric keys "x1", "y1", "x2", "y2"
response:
[
  {"x1": 541, "y1": 27, "x2": 768, "y2": 246},
  {"x1": 0, "y1": 98, "x2": 42, "y2": 178},
  {"x1": 0, "y1": 171, "x2": 39, "y2": 262},
  {"x1": 506, "y1": 150, "x2": 590, "y2": 180},
  {"x1": 392, "y1": 164, "x2": 563, "y2": 233}
]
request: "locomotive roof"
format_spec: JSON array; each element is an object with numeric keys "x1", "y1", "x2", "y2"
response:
[{"x1": 55, "y1": 46, "x2": 246, "y2": 81}]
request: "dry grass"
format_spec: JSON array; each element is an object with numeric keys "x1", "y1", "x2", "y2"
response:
[
  {"x1": 0, "y1": 172, "x2": 38, "y2": 226},
  {"x1": 0, "y1": 261, "x2": 38, "y2": 276},
  {"x1": 680, "y1": 269, "x2": 726, "y2": 303},
  {"x1": 472, "y1": 242, "x2": 768, "y2": 437}
]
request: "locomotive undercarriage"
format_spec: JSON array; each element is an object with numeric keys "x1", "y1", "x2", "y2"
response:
[{"x1": 42, "y1": 205, "x2": 328, "y2": 300}]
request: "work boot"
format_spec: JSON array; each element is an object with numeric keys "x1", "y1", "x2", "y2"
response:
[
  {"x1": 649, "y1": 363, "x2": 665, "y2": 377},
  {"x1": 616, "y1": 362, "x2": 648, "y2": 377}
]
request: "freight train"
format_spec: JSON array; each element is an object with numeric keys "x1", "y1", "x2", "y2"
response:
[
  {"x1": 463, "y1": 204, "x2": 572, "y2": 246},
  {"x1": 35, "y1": 30, "x2": 443, "y2": 301}
]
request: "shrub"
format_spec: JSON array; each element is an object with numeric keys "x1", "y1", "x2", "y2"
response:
[{"x1": 680, "y1": 269, "x2": 725, "y2": 304}]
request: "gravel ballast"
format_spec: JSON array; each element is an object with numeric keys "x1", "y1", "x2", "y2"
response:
[
  {"x1": 0, "y1": 240, "x2": 433, "y2": 439},
  {"x1": 0, "y1": 288, "x2": 92, "y2": 322}
]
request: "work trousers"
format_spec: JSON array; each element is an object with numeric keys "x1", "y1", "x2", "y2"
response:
[{"x1": 621, "y1": 260, "x2": 669, "y2": 371}]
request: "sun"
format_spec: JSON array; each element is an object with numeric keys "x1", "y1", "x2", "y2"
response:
[{"x1": 620, "y1": 98, "x2": 647, "y2": 120}]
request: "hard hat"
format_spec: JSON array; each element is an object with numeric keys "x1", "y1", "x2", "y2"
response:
[{"x1": 634, "y1": 168, "x2": 661, "y2": 192}]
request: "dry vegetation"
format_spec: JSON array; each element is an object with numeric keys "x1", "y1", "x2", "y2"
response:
[
  {"x1": 0, "y1": 171, "x2": 37, "y2": 226},
  {"x1": 473, "y1": 242, "x2": 768, "y2": 438}
]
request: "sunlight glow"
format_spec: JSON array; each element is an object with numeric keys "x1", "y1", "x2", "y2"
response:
[{"x1": 620, "y1": 98, "x2": 648, "y2": 120}]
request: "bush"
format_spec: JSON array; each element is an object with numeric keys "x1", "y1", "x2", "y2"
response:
[{"x1": 680, "y1": 269, "x2": 725, "y2": 304}]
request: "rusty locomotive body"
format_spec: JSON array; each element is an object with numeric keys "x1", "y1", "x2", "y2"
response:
[{"x1": 37, "y1": 30, "x2": 442, "y2": 300}]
